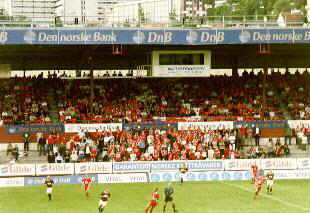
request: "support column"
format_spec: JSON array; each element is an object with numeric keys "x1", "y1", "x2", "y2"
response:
[
  {"x1": 262, "y1": 63, "x2": 267, "y2": 120},
  {"x1": 89, "y1": 57, "x2": 94, "y2": 120},
  {"x1": 258, "y1": 44, "x2": 271, "y2": 120},
  {"x1": 231, "y1": 57, "x2": 239, "y2": 77}
]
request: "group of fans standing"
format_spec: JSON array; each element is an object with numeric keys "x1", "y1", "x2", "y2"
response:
[{"x1": 43, "y1": 163, "x2": 274, "y2": 212}]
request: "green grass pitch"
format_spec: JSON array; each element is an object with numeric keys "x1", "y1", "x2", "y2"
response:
[{"x1": 1, "y1": 180, "x2": 310, "y2": 213}]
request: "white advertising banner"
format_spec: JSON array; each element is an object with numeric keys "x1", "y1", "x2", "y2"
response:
[
  {"x1": 153, "y1": 65, "x2": 209, "y2": 77},
  {"x1": 75, "y1": 162, "x2": 112, "y2": 174},
  {"x1": 178, "y1": 121, "x2": 234, "y2": 130},
  {"x1": 261, "y1": 158, "x2": 297, "y2": 170},
  {"x1": 224, "y1": 159, "x2": 262, "y2": 171},
  {"x1": 287, "y1": 120, "x2": 310, "y2": 128},
  {"x1": 98, "y1": 173, "x2": 148, "y2": 184},
  {"x1": 65, "y1": 123, "x2": 122, "y2": 133},
  {"x1": 296, "y1": 158, "x2": 310, "y2": 169},
  {"x1": 0, "y1": 164, "x2": 35, "y2": 177},
  {"x1": 274, "y1": 169, "x2": 310, "y2": 179},
  {"x1": 0, "y1": 177, "x2": 24, "y2": 187},
  {"x1": 36, "y1": 163, "x2": 75, "y2": 176}
]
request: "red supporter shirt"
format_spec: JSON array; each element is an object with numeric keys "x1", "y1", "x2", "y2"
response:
[
  {"x1": 47, "y1": 137, "x2": 54, "y2": 145},
  {"x1": 91, "y1": 150, "x2": 97, "y2": 159}
]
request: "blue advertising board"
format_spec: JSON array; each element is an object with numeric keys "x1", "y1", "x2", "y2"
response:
[
  {"x1": 24, "y1": 174, "x2": 98, "y2": 186},
  {"x1": 5, "y1": 124, "x2": 65, "y2": 134},
  {"x1": 113, "y1": 160, "x2": 224, "y2": 173},
  {"x1": 1, "y1": 28, "x2": 310, "y2": 45},
  {"x1": 150, "y1": 160, "x2": 224, "y2": 171},
  {"x1": 149, "y1": 171, "x2": 252, "y2": 182},
  {"x1": 113, "y1": 162, "x2": 151, "y2": 173}
]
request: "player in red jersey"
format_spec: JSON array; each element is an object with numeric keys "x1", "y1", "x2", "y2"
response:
[
  {"x1": 145, "y1": 188, "x2": 160, "y2": 213},
  {"x1": 251, "y1": 163, "x2": 258, "y2": 184},
  {"x1": 253, "y1": 177, "x2": 266, "y2": 199},
  {"x1": 81, "y1": 174, "x2": 92, "y2": 199}
]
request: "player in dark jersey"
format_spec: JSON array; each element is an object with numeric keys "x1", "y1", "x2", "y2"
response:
[
  {"x1": 44, "y1": 176, "x2": 54, "y2": 201},
  {"x1": 179, "y1": 163, "x2": 188, "y2": 185},
  {"x1": 98, "y1": 189, "x2": 111, "y2": 213},
  {"x1": 163, "y1": 183, "x2": 177, "y2": 213},
  {"x1": 82, "y1": 174, "x2": 92, "y2": 199},
  {"x1": 266, "y1": 170, "x2": 274, "y2": 194}
]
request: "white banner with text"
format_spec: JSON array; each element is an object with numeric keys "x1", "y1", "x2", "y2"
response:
[
  {"x1": 0, "y1": 164, "x2": 35, "y2": 177},
  {"x1": 260, "y1": 158, "x2": 297, "y2": 170},
  {"x1": 178, "y1": 121, "x2": 234, "y2": 130},
  {"x1": 224, "y1": 159, "x2": 262, "y2": 171},
  {"x1": 0, "y1": 177, "x2": 24, "y2": 187},
  {"x1": 153, "y1": 65, "x2": 209, "y2": 77},
  {"x1": 98, "y1": 173, "x2": 148, "y2": 184},
  {"x1": 36, "y1": 163, "x2": 75, "y2": 176},
  {"x1": 75, "y1": 162, "x2": 112, "y2": 174},
  {"x1": 64, "y1": 123, "x2": 122, "y2": 133}
]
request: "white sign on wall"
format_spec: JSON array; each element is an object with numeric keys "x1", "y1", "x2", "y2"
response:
[
  {"x1": 65, "y1": 123, "x2": 122, "y2": 133},
  {"x1": 98, "y1": 173, "x2": 148, "y2": 183},
  {"x1": 178, "y1": 121, "x2": 234, "y2": 130},
  {"x1": 0, "y1": 177, "x2": 24, "y2": 187},
  {"x1": 224, "y1": 159, "x2": 261, "y2": 171},
  {"x1": 261, "y1": 158, "x2": 297, "y2": 170},
  {"x1": 75, "y1": 162, "x2": 113, "y2": 174},
  {"x1": 36, "y1": 163, "x2": 75, "y2": 176},
  {"x1": 0, "y1": 164, "x2": 35, "y2": 177},
  {"x1": 153, "y1": 65, "x2": 209, "y2": 77}
]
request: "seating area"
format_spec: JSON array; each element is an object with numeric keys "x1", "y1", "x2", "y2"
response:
[
  {"x1": 5, "y1": 124, "x2": 302, "y2": 164},
  {"x1": 23, "y1": 128, "x2": 244, "y2": 163},
  {"x1": 0, "y1": 77, "x2": 52, "y2": 125},
  {"x1": 2, "y1": 70, "x2": 310, "y2": 125},
  {"x1": 56, "y1": 74, "x2": 283, "y2": 123}
]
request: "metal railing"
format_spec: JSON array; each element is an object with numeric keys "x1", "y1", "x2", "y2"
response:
[{"x1": 0, "y1": 15, "x2": 308, "y2": 29}]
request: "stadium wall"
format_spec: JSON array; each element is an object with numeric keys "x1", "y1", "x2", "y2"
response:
[
  {"x1": 0, "y1": 120, "x2": 308, "y2": 145},
  {"x1": 1, "y1": 158, "x2": 310, "y2": 177},
  {"x1": 2, "y1": 169, "x2": 310, "y2": 187}
]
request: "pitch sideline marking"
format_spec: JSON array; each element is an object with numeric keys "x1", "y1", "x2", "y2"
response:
[{"x1": 223, "y1": 182, "x2": 310, "y2": 212}]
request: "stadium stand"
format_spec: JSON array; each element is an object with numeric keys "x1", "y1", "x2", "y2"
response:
[
  {"x1": 1, "y1": 70, "x2": 310, "y2": 164},
  {"x1": 3, "y1": 70, "x2": 310, "y2": 125}
]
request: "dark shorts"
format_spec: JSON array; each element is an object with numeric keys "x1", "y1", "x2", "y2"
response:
[{"x1": 165, "y1": 196, "x2": 173, "y2": 202}]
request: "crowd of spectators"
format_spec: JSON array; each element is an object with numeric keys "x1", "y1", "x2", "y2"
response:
[
  {"x1": 2, "y1": 70, "x2": 310, "y2": 163},
  {"x1": 34, "y1": 128, "x2": 240, "y2": 163},
  {"x1": 1, "y1": 71, "x2": 310, "y2": 125},
  {"x1": 0, "y1": 75, "x2": 52, "y2": 124},
  {"x1": 272, "y1": 71, "x2": 310, "y2": 120},
  {"x1": 10, "y1": 125, "x2": 297, "y2": 163},
  {"x1": 55, "y1": 71, "x2": 286, "y2": 123}
]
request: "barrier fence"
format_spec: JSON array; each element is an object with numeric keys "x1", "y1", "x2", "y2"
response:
[
  {"x1": 5, "y1": 120, "x2": 310, "y2": 134},
  {"x1": 2, "y1": 169, "x2": 310, "y2": 188},
  {"x1": 1, "y1": 158, "x2": 310, "y2": 177}
]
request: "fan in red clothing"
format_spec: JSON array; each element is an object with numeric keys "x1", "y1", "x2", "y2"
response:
[
  {"x1": 145, "y1": 188, "x2": 160, "y2": 213},
  {"x1": 81, "y1": 174, "x2": 92, "y2": 199},
  {"x1": 253, "y1": 177, "x2": 266, "y2": 199},
  {"x1": 251, "y1": 163, "x2": 258, "y2": 184}
]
